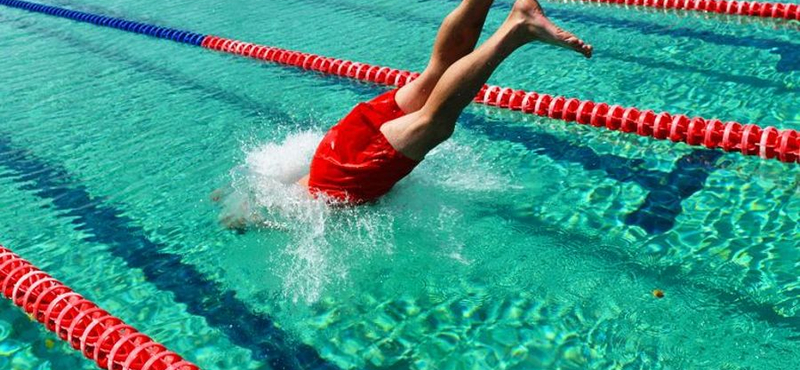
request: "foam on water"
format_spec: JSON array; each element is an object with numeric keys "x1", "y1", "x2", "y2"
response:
[
  {"x1": 221, "y1": 131, "x2": 517, "y2": 303},
  {"x1": 410, "y1": 140, "x2": 522, "y2": 193},
  {"x1": 219, "y1": 131, "x2": 391, "y2": 303}
]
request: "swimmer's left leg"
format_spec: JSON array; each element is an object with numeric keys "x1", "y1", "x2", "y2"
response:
[
  {"x1": 299, "y1": 1, "x2": 493, "y2": 189},
  {"x1": 381, "y1": 0, "x2": 592, "y2": 161},
  {"x1": 395, "y1": 0, "x2": 495, "y2": 114}
]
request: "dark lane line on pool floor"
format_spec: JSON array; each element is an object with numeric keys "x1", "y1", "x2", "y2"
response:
[
  {"x1": 3, "y1": 8, "x2": 723, "y2": 234},
  {"x1": 601, "y1": 49, "x2": 796, "y2": 94},
  {"x1": 624, "y1": 151, "x2": 722, "y2": 233},
  {"x1": 496, "y1": 0, "x2": 800, "y2": 72},
  {"x1": 0, "y1": 14, "x2": 295, "y2": 123},
  {"x1": 48, "y1": 0, "x2": 800, "y2": 74},
  {"x1": 458, "y1": 0, "x2": 799, "y2": 73},
  {"x1": 291, "y1": 0, "x2": 792, "y2": 94},
  {"x1": 0, "y1": 134, "x2": 339, "y2": 370},
  {"x1": 258, "y1": 61, "x2": 724, "y2": 235},
  {"x1": 3, "y1": 0, "x2": 797, "y2": 350},
  {"x1": 550, "y1": 10, "x2": 800, "y2": 73},
  {"x1": 457, "y1": 111, "x2": 724, "y2": 234},
  {"x1": 0, "y1": 19, "x2": 338, "y2": 370},
  {"x1": 485, "y1": 205, "x2": 800, "y2": 333}
]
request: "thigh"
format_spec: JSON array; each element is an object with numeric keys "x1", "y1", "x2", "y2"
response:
[
  {"x1": 379, "y1": 111, "x2": 452, "y2": 162},
  {"x1": 394, "y1": 65, "x2": 447, "y2": 114}
]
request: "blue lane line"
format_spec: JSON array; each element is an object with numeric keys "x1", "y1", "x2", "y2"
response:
[
  {"x1": 0, "y1": 0, "x2": 725, "y2": 231},
  {"x1": 294, "y1": 64, "x2": 724, "y2": 235},
  {"x1": 458, "y1": 111, "x2": 723, "y2": 234},
  {"x1": 309, "y1": 0, "x2": 790, "y2": 90},
  {"x1": 0, "y1": 0, "x2": 206, "y2": 46},
  {"x1": 0, "y1": 0, "x2": 731, "y2": 363},
  {"x1": 482, "y1": 0, "x2": 799, "y2": 72},
  {"x1": 280, "y1": 60, "x2": 724, "y2": 235},
  {"x1": 624, "y1": 151, "x2": 722, "y2": 233},
  {"x1": 0, "y1": 135, "x2": 337, "y2": 370},
  {"x1": 542, "y1": 6, "x2": 800, "y2": 73}
]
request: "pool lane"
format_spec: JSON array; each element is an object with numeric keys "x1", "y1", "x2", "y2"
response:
[
  {"x1": 0, "y1": 133, "x2": 339, "y2": 369},
  {"x1": 1, "y1": 1, "x2": 797, "y2": 367},
  {"x1": 457, "y1": 111, "x2": 725, "y2": 234},
  {"x1": 543, "y1": 6, "x2": 800, "y2": 72},
  {"x1": 2, "y1": 0, "x2": 730, "y2": 246},
  {"x1": 0, "y1": 11, "x2": 340, "y2": 369},
  {"x1": 2, "y1": 128, "x2": 797, "y2": 370},
  {"x1": 3, "y1": 0, "x2": 783, "y2": 289},
  {"x1": 0, "y1": 4, "x2": 722, "y2": 237},
  {"x1": 297, "y1": 0, "x2": 794, "y2": 91}
]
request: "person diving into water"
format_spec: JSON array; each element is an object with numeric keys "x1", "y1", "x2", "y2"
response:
[{"x1": 297, "y1": 0, "x2": 593, "y2": 204}]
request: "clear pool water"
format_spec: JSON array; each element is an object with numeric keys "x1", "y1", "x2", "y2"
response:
[{"x1": 0, "y1": 0, "x2": 798, "y2": 369}]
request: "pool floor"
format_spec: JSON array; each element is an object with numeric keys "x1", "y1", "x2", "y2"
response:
[{"x1": 0, "y1": 0, "x2": 798, "y2": 369}]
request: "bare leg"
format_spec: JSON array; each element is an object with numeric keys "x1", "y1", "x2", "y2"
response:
[
  {"x1": 297, "y1": 1, "x2": 493, "y2": 188},
  {"x1": 394, "y1": 0, "x2": 495, "y2": 114},
  {"x1": 381, "y1": 0, "x2": 593, "y2": 161}
]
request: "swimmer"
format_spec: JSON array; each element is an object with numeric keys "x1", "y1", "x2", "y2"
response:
[{"x1": 298, "y1": 0, "x2": 592, "y2": 204}]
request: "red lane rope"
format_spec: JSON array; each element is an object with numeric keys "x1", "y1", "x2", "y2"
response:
[
  {"x1": 201, "y1": 35, "x2": 799, "y2": 164},
  {"x1": 568, "y1": 0, "x2": 800, "y2": 20},
  {"x1": 0, "y1": 245, "x2": 200, "y2": 370}
]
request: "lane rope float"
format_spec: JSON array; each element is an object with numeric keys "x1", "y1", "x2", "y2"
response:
[
  {"x1": 559, "y1": 0, "x2": 800, "y2": 21},
  {"x1": 0, "y1": 245, "x2": 199, "y2": 370},
  {"x1": 1, "y1": 0, "x2": 797, "y2": 164}
]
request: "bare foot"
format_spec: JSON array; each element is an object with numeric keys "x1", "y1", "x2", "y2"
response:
[{"x1": 510, "y1": 0, "x2": 593, "y2": 58}]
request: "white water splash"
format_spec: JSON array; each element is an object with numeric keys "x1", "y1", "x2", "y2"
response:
[
  {"x1": 412, "y1": 140, "x2": 521, "y2": 192},
  {"x1": 221, "y1": 131, "x2": 515, "y2": 303}
]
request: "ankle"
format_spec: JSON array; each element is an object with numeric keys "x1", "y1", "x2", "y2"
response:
[{"x1": 501, "y1": 17, "x2": 535, "y2": 44}]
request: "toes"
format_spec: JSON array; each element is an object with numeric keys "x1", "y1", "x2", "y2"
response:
[
  {"x1": 562, "y1": 36, "x2": 584, "y2": 53},
  {"x1": 583, "y1": 44, "x2": 593, "y2": 58},
  {"x1": 576, "y1": 42, "x2": 593, "y2": 58},
  {"x1": 554, "y1": 29, "x2": 580, "y2": 47},
  {"x1": 566, "y1": 37, "x2": 582, "y2": 48},
  {"x1": 561, "y1": 33, "x2": 592, "y2": 59}
]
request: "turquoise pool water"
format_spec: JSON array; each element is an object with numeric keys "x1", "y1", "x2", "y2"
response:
[{"x1": 0, "y1": 0, "x2": 798, "y2": 369}]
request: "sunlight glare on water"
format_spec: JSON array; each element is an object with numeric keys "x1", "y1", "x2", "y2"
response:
[{"x1": 0, "y1": 0, "x2": 797, "y2": 369}]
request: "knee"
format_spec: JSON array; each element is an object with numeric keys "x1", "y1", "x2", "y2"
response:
[
  {"x1": 415, "y1": 114, "x2": 455, "y2": 143},
  {"x1": 433, "y1": 124, "x2": 455, "y2": 142}
]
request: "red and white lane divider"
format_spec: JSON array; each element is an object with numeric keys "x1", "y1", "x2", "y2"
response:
[
  {"x1": 566, "y1": 0, "x2": 799, "y2": 20},
  {"x1": 0, "y1": 245, "x2": 199, "y2": 370},
  {"x1": 1, "y1": 0, "x2": 796, "y2": 164},
  {"x1": 201, "y1": 35, "x2": 799, "y2": 164}
]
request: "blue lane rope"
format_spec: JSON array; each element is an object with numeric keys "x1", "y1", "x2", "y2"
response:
[{"x1": 0, "y1": 0, "x2": 207, "y2": 46}]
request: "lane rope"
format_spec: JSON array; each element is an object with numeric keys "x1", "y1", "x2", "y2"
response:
[
  {"x1": 1, "y1": 0, "x2": 797, "y2": 164},
  {"x1": 0, "y1": 245, "x2": 200, "y2": 370},
  {"x1": 561, "y1": 0, "x2": 800, "y2": 20}
]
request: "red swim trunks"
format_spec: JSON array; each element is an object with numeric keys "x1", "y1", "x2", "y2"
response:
[{"x1": 308, "y1": 89, "x2": 419, "y2": 204}]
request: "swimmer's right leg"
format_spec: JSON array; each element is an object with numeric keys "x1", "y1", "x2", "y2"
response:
[
  {"x1": 394, "y1": 0, "x2": 495, "y2": 114},
  {"x1": 381, "y1": 0, "x2": 592, "y2": 161},
  {"x1": 299, "y1": 1, "x2": 494, "y2": 189}
]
